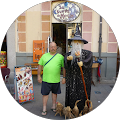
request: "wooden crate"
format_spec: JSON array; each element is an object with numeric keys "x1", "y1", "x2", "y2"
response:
[
  {"x1": 92, "y1": 63, "x2": 99, "y2": 68},
  {"x1": 92, "y1": 56, "x2": 99, "y2": 68}
]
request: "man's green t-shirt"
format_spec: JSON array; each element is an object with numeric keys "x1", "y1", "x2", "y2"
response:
[{"x1": 38, "y1": 52, "x2": 64, "y2": 83}]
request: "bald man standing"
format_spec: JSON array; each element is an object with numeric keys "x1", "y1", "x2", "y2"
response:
[{"x1": 38, "y1": 42, "x2": 66, "y2": 116}]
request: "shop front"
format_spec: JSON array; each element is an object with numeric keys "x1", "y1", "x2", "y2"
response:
[
  {"x1": 52, "y1": 1, "x2": 82, "y2": 56},
  {"x1": 0, "y1": 35, "x2": 7, "y2": 68},
  {"x1": 5, "y1": 1, "x2": 118, "y2": 83}
]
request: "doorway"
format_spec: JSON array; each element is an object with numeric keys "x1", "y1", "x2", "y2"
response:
[
  {"x1": 52, "y1": 23, "x2": 82, "y2": 56},
  {"x1": 52, "y1": 23, "x2": 66, "y2": 56}
]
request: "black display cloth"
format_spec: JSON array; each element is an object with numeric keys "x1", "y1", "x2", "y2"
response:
[{"x1": 64, "y1": 49, "x2": 93, "y2": 112}]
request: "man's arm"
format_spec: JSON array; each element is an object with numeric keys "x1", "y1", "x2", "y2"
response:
[
  {"x1": 62, "y1": 67, "x2": 66, "y2": 84},
  {"x1": 37, "y1": 65, "x2": 42, "y2": 83},
  {"x1": 63, "y1": 67, "x2": 66, "y2": 78}
]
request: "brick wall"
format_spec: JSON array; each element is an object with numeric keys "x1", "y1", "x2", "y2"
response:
[
  {"x1": 82, "y1": 5, "x2": 92, "y2": 51},
  {"x1": 108, "y1": 27, "x2": 118, "y2": 53},
  {"x1": 41, "y1": 1, "x2": 51, "y2": 52},
  {"x1": 17, "y1": 12, "x2": 26, "y2": 52}
]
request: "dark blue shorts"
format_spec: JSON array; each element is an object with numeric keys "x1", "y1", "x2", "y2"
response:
[{"x1": 41, "y1": 81, "x2": 61, "y2": 95}]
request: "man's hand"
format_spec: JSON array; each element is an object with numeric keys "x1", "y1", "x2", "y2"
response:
[
  {"x1": 38, "y1": 75, "x2": 42, "y2": 83},
  {"x1": 62, "y1": 78, "x2": 66, "y2": 84}
]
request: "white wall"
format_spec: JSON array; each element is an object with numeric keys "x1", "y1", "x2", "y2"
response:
[{"x1": 7, "y1": 21, "x2": 16, "y2": 83}]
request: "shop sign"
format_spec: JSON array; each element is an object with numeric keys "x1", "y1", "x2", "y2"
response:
[{"x1": 53, "y1": 2, "x2": 80, "y2": 22}]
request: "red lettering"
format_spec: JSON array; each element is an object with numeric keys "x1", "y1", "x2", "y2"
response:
[
  {"x1": 59, "y1": 5, "x2": 61, "y2": 9},
  {"x1": 65, "y1": 9, "x2": 69, "y2": 13}
]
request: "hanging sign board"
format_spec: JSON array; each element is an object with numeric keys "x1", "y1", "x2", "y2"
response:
[
  {"x1": 14, "y1": 66, "x2": 34, "y2": 103},
  {"x1": 53, "y1": 2, "x2": 80, "y2": 22}
]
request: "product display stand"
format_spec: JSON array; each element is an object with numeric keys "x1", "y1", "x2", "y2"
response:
[{"x1": 14, "y1": 65, "x2": 35, "y2": 104}]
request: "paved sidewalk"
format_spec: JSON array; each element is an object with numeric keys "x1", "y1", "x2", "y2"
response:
[{"x1": 8, "y1": 81, "x2": 115, "y2": 120}]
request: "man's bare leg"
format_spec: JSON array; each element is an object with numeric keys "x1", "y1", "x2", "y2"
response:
[
  {"x1": 51, "y1": 93, "x2": 57, "y2": 111},
  {"x1": 42, "y1": 95, "x2": 49, "y2": 115}
]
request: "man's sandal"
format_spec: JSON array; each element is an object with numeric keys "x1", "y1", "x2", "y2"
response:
[
  {"x1": 51, "y1": 108, "x2": 56, "y2": 112},
  {"x1": 41, "y1": 111, "x2": 47, "y2": 116}
]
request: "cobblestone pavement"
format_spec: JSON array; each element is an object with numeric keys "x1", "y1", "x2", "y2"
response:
[{"x1": 6, "y1": 81, "x2": 115, "y2": 120}]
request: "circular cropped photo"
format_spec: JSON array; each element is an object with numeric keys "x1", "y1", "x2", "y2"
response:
[{"x1": 0, "y1": 0, "x2": 119, "y2": 120}]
